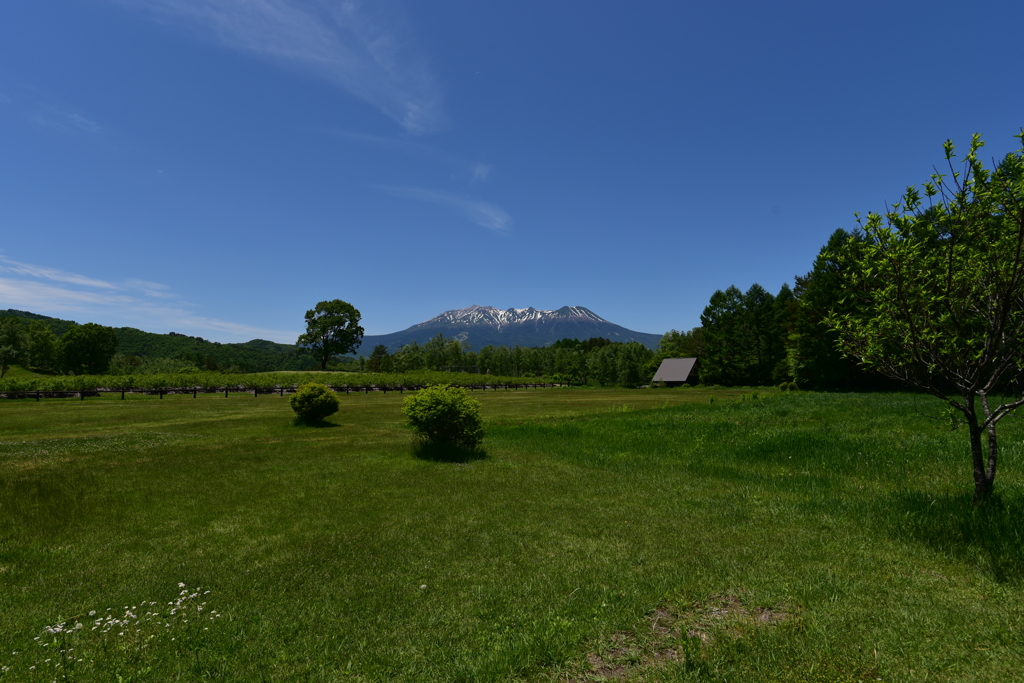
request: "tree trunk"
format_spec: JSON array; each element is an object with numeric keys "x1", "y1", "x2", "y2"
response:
[
  {"x1": 982, "y1": 393, "x2": 999, "y2": 501},
  {"x1": 969, "y1": 423, "x2": 993, "y2": 504},
  {"x1": 986, "y1": 420, "x2": 999, "y2": 495}
]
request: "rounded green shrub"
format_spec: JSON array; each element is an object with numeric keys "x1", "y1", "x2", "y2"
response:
[
  {"x1": 290, "y1": 382, "x2": 340, "y2": 423},
  {"x1": 402, "y1": 384, "x2": 484, "y2": 447}
]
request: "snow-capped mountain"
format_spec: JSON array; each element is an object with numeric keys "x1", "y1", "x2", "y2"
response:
[
  {"x1": 357, "y1": 305, "x2": 662, "y2": 353},
  {"x1": 425, "y1": 305, "x2": 609, "y2": 329}
]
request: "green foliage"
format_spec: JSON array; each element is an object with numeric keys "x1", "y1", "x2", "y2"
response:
[
  {"x1": 700, "y1": 283, "x2": 787, "y2": 386},
  {"x1": 0, "y1": 316, "x2": 27, "y2": 378},
  {"x1": 25, "y1": 320, "x2": 57, "y2": 370},
  {"x1": 583, "y1": 342, "x2": 653, "y2": 387},
  {"x1": 1, "y1": 310, "x2": 315, "y2": 372},
  {"x1": 0, "y1": 308, "x2": 75, "y2": 336},
  {"x1": 365, "y1": 344, "x2": 392, "y2": 372},
  {"x1": 57, "y1": 322, "x2": 118, "y2": 375},
  {"x1": 0, "y1": 369, "x2": 556, "y2": 394},
  {"x1": 290, "y1": 383, "x2": 341, "y2": 423},
  {"x1": 297, "y1": 299, "x2": 364, "y2": 371},
  {"x1": 108, "y1": 353, "x2": 200, "y2": 375},
  {"x1": 384, "y1": 334, "x2": 652, "y2": 387},
  {"x1": 402, "y1": 384, "x2": 484, "y2": 447},
  {"x1": 785, "y1": 229, "x2": 887, "y2": 390},
  {"x1": 827, "y1": 132, "x2": 1024, "y2": 501}
]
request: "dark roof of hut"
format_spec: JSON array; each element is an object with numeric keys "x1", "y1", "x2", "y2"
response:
[{"x1": 652, "y1": 357, "x2": 697, "y2": 383}]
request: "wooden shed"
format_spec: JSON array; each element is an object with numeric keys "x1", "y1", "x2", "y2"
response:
[{"x1": 651, "y1": 357, "x2": 698, "y2": 386}]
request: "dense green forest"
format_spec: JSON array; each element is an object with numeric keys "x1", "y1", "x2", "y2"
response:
[{"x1": 359, "y1": 335, "x2": 656, "y2": 386}]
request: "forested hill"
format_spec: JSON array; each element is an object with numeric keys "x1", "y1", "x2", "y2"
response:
[{"x1": 0, "y1": 310, "x2": 313, "y2": 372}]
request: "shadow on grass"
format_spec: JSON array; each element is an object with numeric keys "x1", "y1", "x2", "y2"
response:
[
  {"x1": 1, "y1": 471, "x2": 96, "y2": 536},
  {"x1": 412, "y1": 441, "x2": 487, "y2": 463},
  {"x1": 291, "y1": 417, "x2": 340, "y2": 428},
  {"x1": 892, "y1": 488, "x2": 1024, "y2": 583}
]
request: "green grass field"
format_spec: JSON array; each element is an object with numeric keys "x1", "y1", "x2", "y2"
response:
[{"x1": 1, "y1": 388, "x2": 1022, "y2": 682}]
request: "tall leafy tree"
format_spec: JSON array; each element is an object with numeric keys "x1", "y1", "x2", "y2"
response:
[
  {"x1": 701, "y1": 284, "x2": 780, "y2": 385},
  {"x1": 365, "y1": 344, "x2": 391, "y2": 372},
  {"x1": 26, "y1": 320, "x2": 57, "y2": 370},
  {"x1": 615, "y1": 342, "x2": 653, "y2": 388},
  {"x1": 700, "y1": 285, "x2": 745, "y2": 385},
  {"x1": 656, "y1": 328, "x2": 704, "y2": 359},
  {"x1": 58, "y1": 323, "x2": 118, "y2": 375},
  {"x1": 828, "y1": 133, "x2": 1024, "y2": 502},
  {"x1": 772, "y1": 283, "x2": 799, "y2": 383},
  {"x1": 586, "y1": 345, "x2": 617, "y2": 385},
  {"x1": 0, "y1": 317, "x2": 27, "y2": 378},
  {"x1": 791, "y1": 229, "x2": 871, "y2": 389},
  {"x1": 297, "y1": 300, "x2": 364, "y2": 371},
  {"x1": 742, "y1": 283, "x2": 779, "y2": 385},
  {"x1": 393, "y1": 341, "x2": 425, "y2": 372}
]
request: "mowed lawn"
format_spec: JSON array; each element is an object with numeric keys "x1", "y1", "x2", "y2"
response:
[{"x1": 1, "y1": 388, "x2": 1023, "y2": 682}]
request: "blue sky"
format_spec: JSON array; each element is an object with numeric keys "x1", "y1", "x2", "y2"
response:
[{"x1": 2, "y1": 0, "x2": 1022, "y2": 343}]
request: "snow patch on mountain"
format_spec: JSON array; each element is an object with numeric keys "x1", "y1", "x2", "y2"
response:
[{"x1": 419, "y1": 305, "x2": 609, "y2": 330}]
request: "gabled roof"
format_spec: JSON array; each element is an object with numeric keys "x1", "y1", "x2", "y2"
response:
[{"x1": 652, "y1": 357, "x2": 697, "y2": 383}]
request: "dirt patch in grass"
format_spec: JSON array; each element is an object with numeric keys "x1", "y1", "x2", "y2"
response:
[{"x1": 566, "y1": 594, "x2": 794, "y2": 682}]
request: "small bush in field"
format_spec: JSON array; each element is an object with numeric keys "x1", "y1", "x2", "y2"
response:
[
  {"x1": 402, "y1": 384, "x2": 483, "y2": 447},
  {"x1": 290, "y1": 383, "x2": 340, "y2": 423}
]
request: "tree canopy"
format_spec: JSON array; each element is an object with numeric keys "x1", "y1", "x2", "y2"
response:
[
  {"x1": 700, "y1": 284, "x2": 786, "y2": 386},
  {"x1": 827, "y1": 132, "x2": 1024, "y2": 502},
  {"x1": 297, "y1": 300, "x2": 364, "y2": 371},
  {"x1": 58, "y1": 323, "x2": 119, "y2": 375}
]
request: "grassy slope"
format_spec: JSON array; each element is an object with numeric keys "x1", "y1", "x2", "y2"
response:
[
  {"x1": 0, "y1": 388, "x2": 1022, "y2": 682},
  {"x1": 0, "y1": 365, "x2": 45, "y2": 379}
]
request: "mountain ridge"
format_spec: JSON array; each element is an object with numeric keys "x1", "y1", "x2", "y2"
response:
[{"x1": 359, "y1": 304, "x2": 661, "y2": 352}]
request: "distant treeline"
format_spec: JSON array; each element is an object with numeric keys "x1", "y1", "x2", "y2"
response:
[
  {"x1": 695, "y1": 229, "x2": 894, "y2": 390},
  {"x1": 0, "y1": 310, "x2": 319, "y2": 373},
  {"x1": 359, "y1": 335, "x2": 668, "y2": 387},
  {"x1": 3, "y1": 227, "x2": 894, "y2": 390}
]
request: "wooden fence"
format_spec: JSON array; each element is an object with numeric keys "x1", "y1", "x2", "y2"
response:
[{"x1": 0, "y1": 383, "x2": 565, "y2": 401}]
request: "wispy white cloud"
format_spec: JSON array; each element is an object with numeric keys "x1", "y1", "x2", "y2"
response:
[
  {"x1": 123, "y1": 278, "x2": 176, "y2": 299},
  {"x1": 0, "y1": 255, "x2": 116, "y2": 289},
  {"x1": 0, "y1": 278, "x2": 135, "y2": 311},
  {"x1": 381, "y1": 186, "x2": 512, "y2": 232},
  {"x1": 0, "y1": 254, "x2": 296, "y2": 342},
  {"x1": 470, "y1": 163, "x2": 491, "y2": 182},
  {"x1": 31, "y1": 106, "x2": 102, "y2": 134},
  {"x1": 331, "y1": 129, "x2": 493, "y2": 181},
  {"x1": 115, "y1": 0, "x2": 444, "y2": 134},
  {"x1": 333, "y1": 129, "x2": 446, "y2": 158}
]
